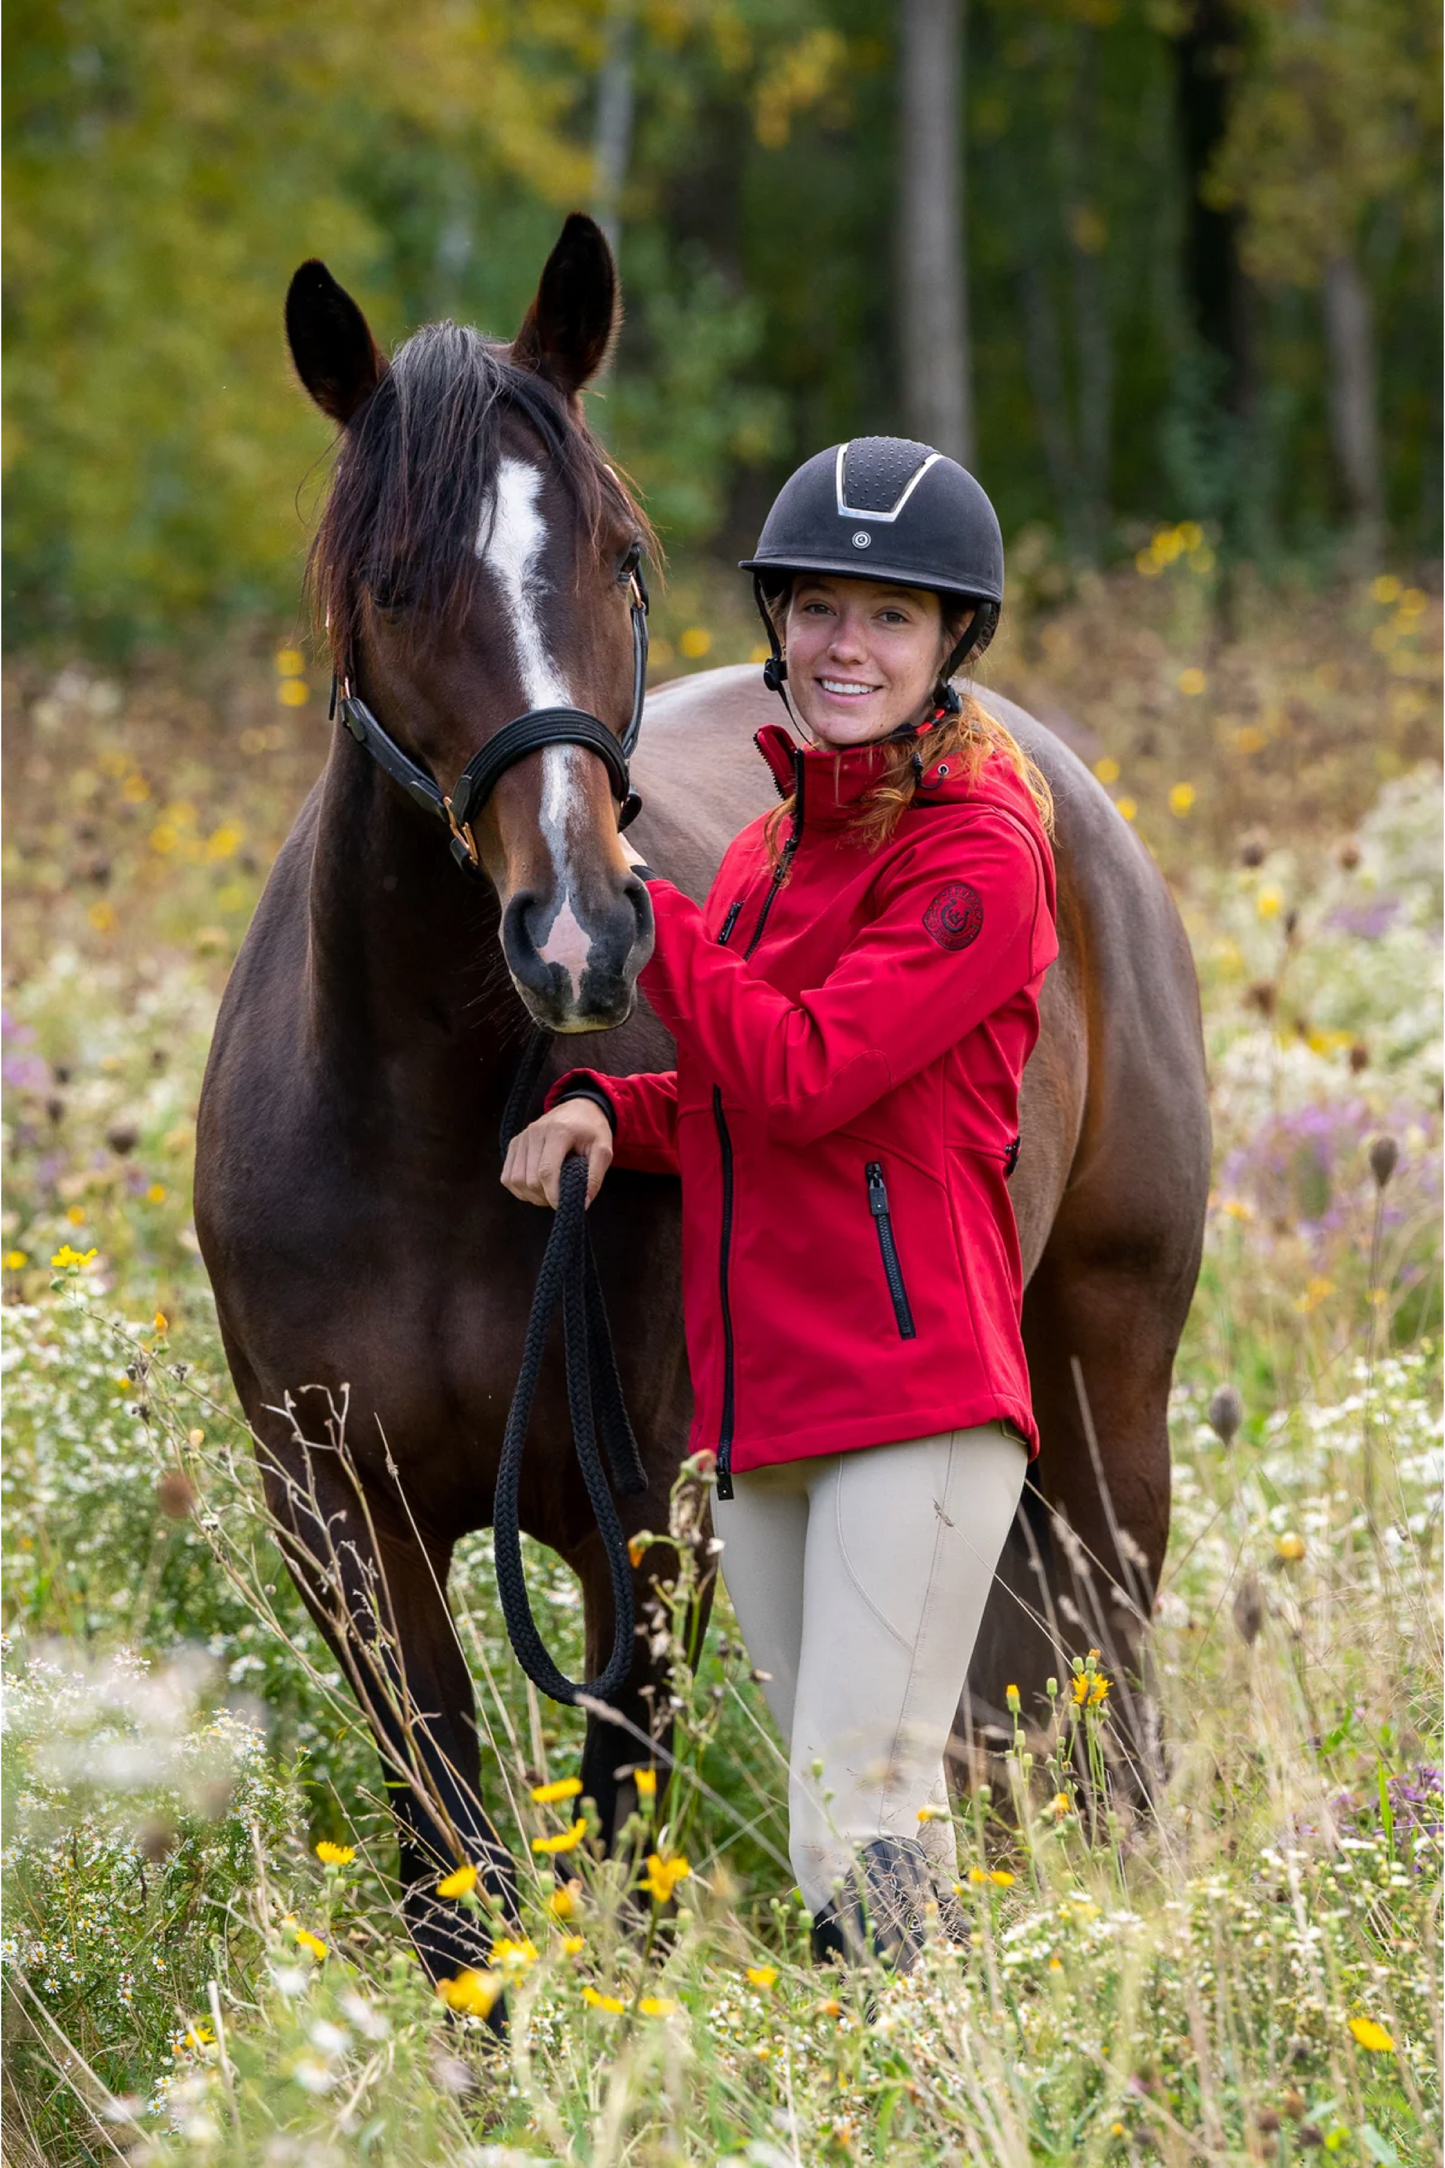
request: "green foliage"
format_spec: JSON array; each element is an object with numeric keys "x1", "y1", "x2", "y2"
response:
[{"x1": 4, "y1": 0, "x2": 1439, "y2": 654}]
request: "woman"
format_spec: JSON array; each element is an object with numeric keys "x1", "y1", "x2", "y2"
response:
[{"x1": 502, "y1": 438, "x2": 1057, "y2": 1971}]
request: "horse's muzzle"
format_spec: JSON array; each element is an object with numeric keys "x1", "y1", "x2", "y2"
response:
[{"x1": 501, "y1": 875, "x2": 655, "y2": 1033}]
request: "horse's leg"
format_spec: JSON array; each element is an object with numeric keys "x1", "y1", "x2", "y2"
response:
[
  {"x1": 567, "y1": 1523, "x2": 718, "y2": 1846},
  {"x1": 256, "y1": 1433, "x2": 517, "y2": 1982},
  {"x1": 963, "y1": 1232, "x2": 1191, "y2": 1795}
]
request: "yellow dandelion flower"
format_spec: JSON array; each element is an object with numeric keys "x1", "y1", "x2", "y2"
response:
[
  {"x1": 153, "y1": 1311, "x2": 169, "y2": 1334},
  {"x1": 278, "y1": 679, "x2": 310, "y2": 708},
  {"x1": 146, "y1": 1184, "x2": 167, "y2": 1204},
  {"x1": 436, "y1": 1863, "x2": 478, "y2": 1899},
  {"x1": 1349, "y1": 2016, "x2": 1395, "y2": 2053},
  {"x1": 1047, "y1": 1793, "x2": 1073, "y2": 1819},
  {"x1": 1295, "y1": 1276, "x2": 1335, "y2": 1314},
  {"x1": 530, "y1": 1776, "x2": 583, "y2": 1805},
  {"x1": 582, "y1": 1985, "x2": 626, "y2": 2014},
  {"x1": 1049, "y1": 1955, "x2": 1064, "y2": 1972},
  {"x1": 560, "y1": 1933, "x2": 585, "y2": 1955},
  {"x1": 88, "y1": 901, "x2": 116, "y2": 932},
  {"x1": 746, "y1": 1964, "x2": 778, "y2": 1990},
  {"x1": 627, "y1": 1533, "x2": 651, "y2": 1566},
  {"x1": 641, "y1": 1850, "x2": 691, "y2": 1903},
  {"x1": 1177, "y1": 521, "x2": 1203, "y2": 551},
  {"x1": 1115, "y1": 797, "x2": 1137, "y2": 823},
  {"x1": 990, "y1": 1869, "x2": 1016, "y2": 1887},
  {"x1": 639, "y1": 1995, "x2": 677, "y2": 2017},
  {"x1": 546, "y1": 1881, "x2": 581, "y2": 1921},
  {"x1": 315, "y1": 1841, "x2": 354, "y2": 1865},
  {"x1": 634, "y1": 1767, "x2": 657, "y2": 1798},
  {"x1": 50, "y1": 1245, "x2": 98, "y2": 1269},
  {"x1": 436, "y1": 1969, "x2": 499, "y2": 2018},
  {"x1": 1256, "y1": 887, "x2": 1283, "y2": 920},
  {"x1": 490, "y1": 1936, "x2": 538, "y2": 1970},
  {"x1": 276, "y1": 648, "x2": 306, "y2": 677},
  {"x1": 967, "y1": 1866, "x2": 989, "y2": 1884},
  {"x1": 916, "y1": 1802, "x2": 950, "y2": 1822},
  {"x1": 532, "y1": 1818, "x2": 587, "y2": 1856},
  {"x1": 295, "y1": 1928, "x2": 327, "y2": 1961},
  {"x1": 182, "y1": 2022, "x2": 216, "y2": 2050},
  {"x1": 1093, "y1": 757, "x2": 1120, "y2": 785},
  {"x1": 679, "y1": 628, "x2": 712, "y2": 659},
  {"x1": 66, "y1": 1205, "x2": 86, "y2": 1225},
  {"x1": 1275, "y1": 1533, "x2": 1306, "y2": 1563},
  {"x1": 1168, "y1": 782, "x2": 1196, "y2": 816},
  {"x1": 1005, "y1": 1682, "x2": 1021, "y2": 1710},
  {"x1": 1089, "y1": 1675, "x2": 1110, "y2": 1706},
  {"x1": 1369, "y1": 575, "x2": 1401, "y2": 605},
  {"x1": 1177, "y1": 667, "x2": 1206, "y2": 696},
  {"x1": 5, "y1": 1251, "x2": 28, "y2": 1270}
]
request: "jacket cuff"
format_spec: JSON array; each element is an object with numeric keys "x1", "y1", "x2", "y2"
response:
[{"x1": 547, "y1": 1078, "x2": 619, "y2": 1137}]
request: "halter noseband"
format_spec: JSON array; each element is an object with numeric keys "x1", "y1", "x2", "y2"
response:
[{"x1": 331, "y1": 562, "x2": 650, "y2": 876}]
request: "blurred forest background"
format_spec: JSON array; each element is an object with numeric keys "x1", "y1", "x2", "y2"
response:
[{"x1": 5, "y1": 0, "x2": 1441, "y2": 655}]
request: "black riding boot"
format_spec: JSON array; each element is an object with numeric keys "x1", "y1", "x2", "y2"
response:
[{"x1": 810, "y1": 1835, "x2": 937, "y2": 1976}]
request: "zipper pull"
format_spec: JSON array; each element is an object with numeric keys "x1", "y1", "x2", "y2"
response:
[
  {"x1": 719, "y1": 900, "x2": 743, "y2": 945},
  {"x1": 866, "y1": 1161, "x2": 889, "y2": 1215},
  {"x1": 715, "y1": 1446, "x2": 734, "y2": 1500}
]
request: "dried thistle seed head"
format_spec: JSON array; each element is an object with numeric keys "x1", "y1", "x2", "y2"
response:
[
  {"x1": 1232, "y1": 1570, "x2": 1265, "y2": 1646},
  {"x1": 1245, "y1": 980, "x2": 1277, "y2": 1018},
  {"x1": 156, "y1": 1470, "x2": 196, "y2": 1520},
  {"x1": 1348, "y1": 1041, "x2": 1370, "y2": 1073},
  {"x1": 1207, "y1": 1383, "x2": 1244, "y2": 1446},
  {"x1": 1336, "y1": 838, "x2": 1361, "y2": 870},
  {"x1": 1239, "y1": 830, "x2": 1269, "y2": 867},
  {"x1": 1369, "y1": 1135, "x2": 1399, "y2": 1188}
]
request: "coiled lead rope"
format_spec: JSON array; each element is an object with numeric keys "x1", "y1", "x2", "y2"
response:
[{"x1": 492, "y1": 1028, "x2": 648, "y2": 1706}]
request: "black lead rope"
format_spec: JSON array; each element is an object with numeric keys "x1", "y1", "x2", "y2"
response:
[{"x1": 492, "y1": 1028, "x2": 648, "y2": 1707}]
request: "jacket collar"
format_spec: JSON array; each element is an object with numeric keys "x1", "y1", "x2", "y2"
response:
[{"x1": 754, "y1": 718, "x2": 947, "y2": 828}]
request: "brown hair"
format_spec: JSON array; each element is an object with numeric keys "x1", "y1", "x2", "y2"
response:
[{"x1": 759, "y1": 585, "x2": 1055, "y2": 865}]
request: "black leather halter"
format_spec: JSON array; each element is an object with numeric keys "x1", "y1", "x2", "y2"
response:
[{"x1": 331, "y1": 562, "x2": 650, "y2": 875}]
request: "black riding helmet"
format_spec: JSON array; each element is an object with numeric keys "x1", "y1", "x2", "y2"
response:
[{"x1": 739, "y1": 437, "x2": 1004, "y2": 714}]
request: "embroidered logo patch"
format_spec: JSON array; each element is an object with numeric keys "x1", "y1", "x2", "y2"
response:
[{"x1": 923, "y1": 882, "x2": 984, "y2": 951}]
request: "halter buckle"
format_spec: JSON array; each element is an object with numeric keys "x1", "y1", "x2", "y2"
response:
[{"x1": 444, "y1": 795, "x2": 480, "y2": 869}]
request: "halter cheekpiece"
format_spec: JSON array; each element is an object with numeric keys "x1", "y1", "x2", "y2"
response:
[{"x1": 330, "y1": 562, "x2": 650, "y2": 875}]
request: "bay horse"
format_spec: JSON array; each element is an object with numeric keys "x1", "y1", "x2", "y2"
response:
[{"x1": 194, "y1": 213, "x2": 1209, "y2": 1985}]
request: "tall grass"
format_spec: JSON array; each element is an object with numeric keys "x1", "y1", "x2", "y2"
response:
[{"x1": 2, "y1": 576, "x2": 1439, "y2": 2164}]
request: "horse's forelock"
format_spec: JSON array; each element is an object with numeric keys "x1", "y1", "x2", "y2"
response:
[{"x1": 309, "y1": 320, "x2": 650, "y2": 673}]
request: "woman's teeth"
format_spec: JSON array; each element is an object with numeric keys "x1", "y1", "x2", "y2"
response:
[{"x1": 819, "y1": 679, "x2": 877, "y2": 696}]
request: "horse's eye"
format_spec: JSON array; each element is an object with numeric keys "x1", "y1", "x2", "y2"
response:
[
  {"x1": 616, "y1": 541, "x2": 642, "y2": 586},
  {"x1": 365, "y1": 574, "x2": 413, "y2": 615}
]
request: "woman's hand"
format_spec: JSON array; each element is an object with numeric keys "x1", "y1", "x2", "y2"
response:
[{"x1": 501, "y1": 1099, "x2": 614, "y2": 1210}]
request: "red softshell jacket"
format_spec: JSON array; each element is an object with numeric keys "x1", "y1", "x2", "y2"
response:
[{"x1": 548, "y1": 720, "x2": 1058, "y2": 1497}]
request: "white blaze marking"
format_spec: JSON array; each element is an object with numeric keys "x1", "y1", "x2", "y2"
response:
[{"x1": 478, "y1": 455, "x2": 592, "y2": 1001}]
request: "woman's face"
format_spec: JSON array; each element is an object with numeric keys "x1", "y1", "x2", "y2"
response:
[{"x1": 782, "y1": 575, "x2": 948, "y2": 749}]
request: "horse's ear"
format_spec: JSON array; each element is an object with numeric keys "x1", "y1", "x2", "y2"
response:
[
  {"x1": 511, "y1": 213, "x2": 618, "y2": 397},
  {"x1": 285, "y1": 260, "x2": 389, "y2": 425}
]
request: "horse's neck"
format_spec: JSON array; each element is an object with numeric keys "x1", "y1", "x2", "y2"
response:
[{"x1": 304, "y1": 728, "x2": 525, "y2": 1101}]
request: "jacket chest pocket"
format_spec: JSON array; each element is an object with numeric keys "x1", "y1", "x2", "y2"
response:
[{"x1": 865, "y1": 1161, "x2": 917, "y2": 1340}]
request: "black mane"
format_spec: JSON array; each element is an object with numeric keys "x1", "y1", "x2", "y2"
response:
[{"x1": 310, "y1": 321, "x2": 642, "y2": 673}]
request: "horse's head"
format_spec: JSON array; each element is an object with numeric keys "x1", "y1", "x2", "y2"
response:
[{"x1": 286, "y1": 215, "x2": 656, "y2": 1033}]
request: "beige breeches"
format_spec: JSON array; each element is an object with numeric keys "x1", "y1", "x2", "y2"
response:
[{"x1": 713, "y1": 1423, "x2": 1027, "y2": 1913}]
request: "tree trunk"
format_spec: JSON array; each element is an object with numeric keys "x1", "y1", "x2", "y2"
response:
[
  {"x1": 1173, "y1": 0, "x2": 1254, "y2": 418},
  {"x1": 592, "y1": 0, "x2": 635, "y2": 262},
  {"x1": 1322, "y1": 248, "x2": 1383, "y2": 544},
  {"x1": 898, "y1": 0, "x2": 973, "y2": 465}
]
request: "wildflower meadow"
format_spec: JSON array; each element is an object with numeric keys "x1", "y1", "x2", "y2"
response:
[{"x1": 3, "y1": 566, "x2": 1440, "y2": 2165}]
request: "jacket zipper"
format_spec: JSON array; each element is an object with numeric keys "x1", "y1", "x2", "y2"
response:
[
  {"x1": 712, "y1": 1085, "x2": 737, "y2": 1497},
  {"x1": 712, "y1": 757, "x2": 803, "y2": 1496},
  {"x1": 865, "y1": 1162, "x2": 917, "y2": 1340},
  {"x1": 743, "y1": 749, "x2": 804, "y2": 959}
]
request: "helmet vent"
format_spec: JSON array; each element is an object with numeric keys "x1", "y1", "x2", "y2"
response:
[{"x1": 837, "y1": 438, "x2": 939, "y2": 520}]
